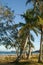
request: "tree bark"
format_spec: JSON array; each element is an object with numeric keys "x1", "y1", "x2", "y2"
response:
[{"x1": 38, "y1": 25, "x2": 43, "y2": 62}]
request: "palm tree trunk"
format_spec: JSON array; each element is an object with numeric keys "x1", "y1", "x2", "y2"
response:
[
  {"x1": 27, "y1": 44, "x2": 31, "y2": 59},
  {"x1": 16, "y1": 49, "x2": 19, "y2": 57},
  {"x1": 38, "y1": 25, "x2": 43, "y2": 62},
  {"x1": 15, "y1": 36, "x2": 28, "y2": 62},
  {"x1": 15, "y1": 48, "x2": 23, "y2": 62}
]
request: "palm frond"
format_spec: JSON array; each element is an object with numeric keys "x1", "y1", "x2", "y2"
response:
[
  {"x1": 19, "y1": 22, "x2": 25, "y2": 26},
  {"x1": 30, "y1": 34, "x2": 34, "y2": 41},
  {"x1": 32, "y1": 28, "x2": 38, "y2": 36},
  {"x1": 27, "y1": 41, "x2": 34, "y2": 48},
  {"x1": 26, "y1": 0, "x2": 31, "y2": 5}
]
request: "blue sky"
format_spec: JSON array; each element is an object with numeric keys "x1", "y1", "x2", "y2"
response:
[{"x1": 0, "y1": 0, "x2": 40, "y2": 51}]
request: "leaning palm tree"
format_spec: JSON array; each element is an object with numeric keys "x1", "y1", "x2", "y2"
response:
[
  {"x1": 15, "y1": 30, "x2": 34, "y2": 61},
  {"x1": 15, "y1": 10, "x2": 39, "y2": 61}
]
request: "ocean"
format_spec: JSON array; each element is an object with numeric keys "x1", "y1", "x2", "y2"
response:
[
  {"x1": 0, "y1": 51, "x2": 16, "y2": 55},
  {"x1": 0, "y1": 51, "x2": 39, "y2": 55}
]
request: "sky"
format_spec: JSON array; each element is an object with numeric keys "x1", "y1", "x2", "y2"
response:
[{"x1": 0, "y1": 0, "x2": 41, "y2": 51}]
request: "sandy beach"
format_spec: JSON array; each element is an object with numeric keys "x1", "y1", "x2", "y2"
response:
[
  {"x1": 0, "y1": 55, "x2": 17, "y2": 63},
  {"x1": 0, "y1": 54, "x2": 43, "y2": 65},
  {"x1": 0, "y1": 54, "x2": 39, "y2": 63}
]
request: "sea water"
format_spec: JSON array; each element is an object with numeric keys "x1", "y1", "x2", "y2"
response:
[{"x1": 0, "y1": 51, "x2": 16, "y2": 55}]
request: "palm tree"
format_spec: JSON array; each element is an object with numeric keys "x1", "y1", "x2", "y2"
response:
[
  {"x1": 26, "y1": 0, "x2": 43, "y2": 62},
  {"x1": 0, "y1": 5, "x2": 19, "y2": 54},
  {"x1": 15, "y1": 30, "x2": 34, "y2": 61},
  {"x1": 37, "y1": 17, "x2": 43, "y2": 62},
  {"x1": 15, "y1": 10, "x2": 38, "y2": 61}
]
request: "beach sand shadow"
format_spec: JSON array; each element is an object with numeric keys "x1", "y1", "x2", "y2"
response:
[{"x1": 0, "y1": 61, "x2": 43, "y2": 65}]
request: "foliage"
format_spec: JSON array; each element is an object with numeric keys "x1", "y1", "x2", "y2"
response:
[{"x1": 0, "y1": 5, "x2": 18, "y2": 48}]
